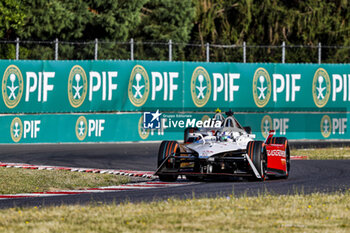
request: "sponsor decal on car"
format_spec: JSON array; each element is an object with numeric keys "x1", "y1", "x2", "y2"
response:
[{"x1": 267, "y1": 149, "x2": 286, "y2": 157}]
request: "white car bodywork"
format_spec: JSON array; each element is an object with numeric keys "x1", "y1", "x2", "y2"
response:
[
  {"x1": 184, "y1": 116, "x2": 256, "y2": 159},
  {"x1": 185, "y1": 134, "x2": 254, "y2": 159}
]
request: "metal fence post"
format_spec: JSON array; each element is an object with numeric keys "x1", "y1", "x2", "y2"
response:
[
  {"x1": 130, "y1": 38, "x2": 134, "y2": 61},
  {"x1": 243, "y1": 41, "x2": 246, "y2": 63},
  {"x1": 94, "y1": 38, "x2": 98, "y2": 60},
  {"x1": 282, "y1": 41, "x2": 285, "y2": 63},
  {"x1": 169, "y1": 39, "x2": 172, "y2": 61},
  {"x1": 55, "y1": 38, "x2": 58, "y2": 60},
  {"x1": 16, "y1": 38, "x2": 19, "y2": 60},
  {"x1": 318, "y1": 42, "x2": 321, "y2": 64},
  {"x1": 206, "y1": 43, "x2": 210, "y2": 62}
]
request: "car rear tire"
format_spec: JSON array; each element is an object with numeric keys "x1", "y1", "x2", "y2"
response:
[
  {"x1": 157, "y1": 141, "x2": 180, "y2": 182},
  {"x1": 266, "y1": 137, "x2": 290, "y2": 178},
  {"x1": 246, "y1": 141, "x2": 267, "y2": 181}
]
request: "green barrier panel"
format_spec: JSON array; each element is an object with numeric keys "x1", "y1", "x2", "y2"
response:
[
  {"x1": 1, "y1": 112, "x2": 348, "y2": 144},
  {"x1": 1, "y1": 60, "x2": 350, "y2": 113}
]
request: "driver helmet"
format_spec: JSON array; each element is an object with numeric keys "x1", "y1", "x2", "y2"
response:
[{"x1": 220, "y1": 131, "x2": 231, "y2": 141}]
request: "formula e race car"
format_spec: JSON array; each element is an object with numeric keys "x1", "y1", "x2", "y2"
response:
[{"x1": 155, "y1": 111, "x2": 290, "y2": 182}]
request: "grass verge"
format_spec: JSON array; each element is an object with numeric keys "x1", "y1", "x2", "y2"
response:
[
  {"x1": 0, "y1": 167, "x2": 130, "y2": 194},
  {"x1": 0, "y1": 191, "x2": 349, "y2": 232},
  {"x1": 291, "y1": 147, "x2": 350, "y2": 160}
]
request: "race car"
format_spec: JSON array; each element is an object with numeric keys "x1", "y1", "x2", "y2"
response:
[{"x1": 155, "y1": 111, "x2": 290, "y2": 182}]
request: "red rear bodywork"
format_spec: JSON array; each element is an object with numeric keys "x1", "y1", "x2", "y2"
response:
[{"x1": 264, "y1": 131, "x2": 289, "y2": 177}]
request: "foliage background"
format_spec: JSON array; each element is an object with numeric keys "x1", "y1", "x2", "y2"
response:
[{"x1": 1, "y1": 0, "x2": 350, "y2": 62}]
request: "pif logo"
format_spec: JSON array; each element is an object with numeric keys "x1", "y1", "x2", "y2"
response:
[
  {"x1": 252, "y1": 68, "x2": 271, "y2": 108},
  {"x1": 313, "y1": 68, "x2": 330, "y2": 108},
  {"x1": 320, "y1": 115, "x2": 347, "y2": 138},
  {"x1": 2, "y1": 65, "x2": 24, "y2": 108},
  {"x1": 10, "y1": 117, "x2": 40, "y2": 142},
  {"x1": 191, "y1": 66, "x2": 211, "y2": 107},
  {"x1": 68, "y1": 65, "x2": 88, "y2": 108},
  {"x1": 10, "y1": 117, "x2": 23, "y2": 142},
  {"x1": 75, "y1": 116, "x2": 105, "y2": 140},
  {"x1": 261, "y1": 115, "x2": 289, "y2": 138},
  {"x1": 138, "y1": 115, "x2": 150, "y2": 139},
  {"x1": 75, "y1": 116, "x2": 88, "y2": 141},
  {"x1": 261, "y1": 115, "x2": 272, "y2": 138},
  {"x1": 320, "y1": 115, "x2": 331, "y2": 138},
  {"x1": 128, "y1": 65, "x2": 150, "y2": 107},
  {"x1": 201, "y1": 114, "x2": 210, "y2": 122}
]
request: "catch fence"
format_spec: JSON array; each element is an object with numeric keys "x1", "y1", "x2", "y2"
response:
[{"x1": 1, "y1": 38, "x2": 350, "y2": 63}]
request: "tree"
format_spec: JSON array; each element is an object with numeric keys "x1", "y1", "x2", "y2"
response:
[
  {"x1": 0, "y1": 0, "x2": 25, "y2": 39},
  {"x1": 2, "y1": 0, "x2": 350, "y2": 62},
  {"x1": 133, "y1": 0, "x2": 196, "y2": 60},
  {"x1": 14, "y1": 0, "x2": 147, "y2": 59},
  {"x1": 83, "y1": 0, "x2": 147, "y2": 59},
  {"x1": 0, "y1": 0, "x2": 25, "y2": 59},
  {"x1": 189, "y1": 0, "x2": 253, "y2": 62}
]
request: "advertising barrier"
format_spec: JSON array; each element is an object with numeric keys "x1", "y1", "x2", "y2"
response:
[
  {"x1": 1, "y1": 60, "x2": 350, "y2": 113},
  {"x1": 1, "y1": 60, "x2": 349, "y2": 143},
  {"x1": 1, "y1": 112, "x2": 348, "y2": 144}
]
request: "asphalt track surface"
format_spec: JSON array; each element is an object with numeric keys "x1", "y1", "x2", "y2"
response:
[{"x1": 0, "y1": 143, "x2": 349, "y2": 209}]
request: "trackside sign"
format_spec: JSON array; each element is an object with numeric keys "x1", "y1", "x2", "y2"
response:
[
  {"x1": 1, "y1": 61, "x2": 350, "y2": 113},
  {"x1": 0, "y1": 112, "x2": 348, "y2": 143}
]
